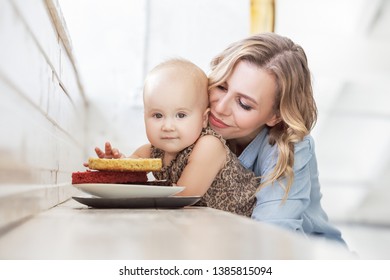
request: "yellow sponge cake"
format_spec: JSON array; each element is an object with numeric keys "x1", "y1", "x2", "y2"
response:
[{"x1": 88, "y1": 157, "x2": 162, "y2": 172}]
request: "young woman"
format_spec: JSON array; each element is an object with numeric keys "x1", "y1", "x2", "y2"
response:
[{"x1": 207, "y1": 32, "x2": 346, "y2": 245}]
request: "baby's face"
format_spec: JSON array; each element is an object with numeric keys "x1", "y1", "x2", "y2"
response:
[{"x1": 143, "y1": 73, "x2": 208, "y2": 155}]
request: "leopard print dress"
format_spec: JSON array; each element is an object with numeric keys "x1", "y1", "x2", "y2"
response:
[{"x1": 150, "y1": 126, "x2": 259, "y2": 217}]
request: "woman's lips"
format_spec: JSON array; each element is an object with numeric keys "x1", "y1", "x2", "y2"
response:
[{"x1": 209, "y1": 113, "x2": 229, "y2": 129}]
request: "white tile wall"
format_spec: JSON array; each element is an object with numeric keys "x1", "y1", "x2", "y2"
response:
[{"x1": 0, "y1": 0, "x2": 87, "y2": 230}]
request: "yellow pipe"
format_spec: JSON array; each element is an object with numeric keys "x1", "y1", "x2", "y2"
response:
[{"x1": 250, "y1": 0, "x2": 275, "y2": 34}]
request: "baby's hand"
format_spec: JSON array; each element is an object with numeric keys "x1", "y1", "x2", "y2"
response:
[
  {"x1": 83, "y1": 142, "x2": 125, "y2": 167},
  {"x1": 95, "y1": 142, "x2": 125, "y2": 159}
]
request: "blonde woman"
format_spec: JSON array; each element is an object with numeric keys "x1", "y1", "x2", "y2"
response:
[{"x1": 208, "y1": 32, "x2": 346, "y2": 245}]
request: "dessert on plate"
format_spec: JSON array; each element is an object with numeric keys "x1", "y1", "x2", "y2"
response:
[{"x1": 72, "y1": 157, "x2": 162, "y2": 184}]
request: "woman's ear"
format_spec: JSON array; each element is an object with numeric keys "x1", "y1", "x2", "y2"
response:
[
  {"x1": 203, "y1": 108, "x2": 210, "y2": 128},
  {"x1": 266, "y1": 113, "x2": 281, "y2": 127}
]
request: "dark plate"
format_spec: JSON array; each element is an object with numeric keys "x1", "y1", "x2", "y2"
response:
[{"x1": 72, "y1": 196, "x2": 201, "y2": 209}]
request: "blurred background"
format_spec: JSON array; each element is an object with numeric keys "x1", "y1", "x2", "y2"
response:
[{"x1": 1, "y1": 0, "x2": 389, "y2": 259}]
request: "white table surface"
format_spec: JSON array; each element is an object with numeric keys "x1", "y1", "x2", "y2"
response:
[{"x1": 0, "y1": 198, "x2": 354, "y2": 259}]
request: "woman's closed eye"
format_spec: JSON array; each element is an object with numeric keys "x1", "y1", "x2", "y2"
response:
[{"x1": 238, "y1": 98, "x2": 252, "y2": 111}]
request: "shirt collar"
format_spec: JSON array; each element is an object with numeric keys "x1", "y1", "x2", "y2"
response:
[{"x1": 238, "y1": 128, "x2": 268, "y2": 169}]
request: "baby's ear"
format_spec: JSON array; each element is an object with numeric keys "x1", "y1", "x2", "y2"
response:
[
  {"x1": 266, "y1": 114, "x2": 281, "y2": 127},
  {"x1": 203, "y1": 108, "x2": 210, "y2": 128}
]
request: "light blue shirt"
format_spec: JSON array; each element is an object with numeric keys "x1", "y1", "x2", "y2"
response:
[{"x1": 239, "y1": 128, "x2": 347, "y2": 246}]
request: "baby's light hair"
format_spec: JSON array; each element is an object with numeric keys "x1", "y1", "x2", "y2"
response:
[{"x1": 145, "y1": 58, "x2": 209, "y2": 109}]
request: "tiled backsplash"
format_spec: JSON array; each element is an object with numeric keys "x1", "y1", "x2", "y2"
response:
[{"x1": 0, "y1": 0, "x2": 87, "y2": 230}]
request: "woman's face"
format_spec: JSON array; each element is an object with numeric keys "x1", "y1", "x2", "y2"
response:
[{"x1": 209, "y1": 60, "x2": 279, "y2": 146}]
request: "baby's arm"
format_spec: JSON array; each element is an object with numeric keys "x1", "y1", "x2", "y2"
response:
[
  {"x1": 175, "y1": 135, "x2": 226, "y2": 196},
  {"x1": 129, "y1": 143, "x2": 152, "y2": 158}
]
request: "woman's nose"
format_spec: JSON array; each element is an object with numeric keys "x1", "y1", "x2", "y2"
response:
[{"x1": 213, "y1": 92, "x2": 231, "y2": 116}]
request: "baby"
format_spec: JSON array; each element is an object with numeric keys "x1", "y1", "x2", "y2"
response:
[{"x1": 96, "y1": 58, "x2": 259, "y2": 216}]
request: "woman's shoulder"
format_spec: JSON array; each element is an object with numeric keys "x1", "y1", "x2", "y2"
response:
[
  {"x1": 296, "y1": 134, "x2": 315, "y2": 151},
  {"x1": 294, "y1": 135, "x2": 316, "y2": 157},
  {"x1": 293, "y1": 134, "x2": 316, "y2": 171},
  {"x1": 254, "y1": 132, "x2": 316, "y2": 173}
]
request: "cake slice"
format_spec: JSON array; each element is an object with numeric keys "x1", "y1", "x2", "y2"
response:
[
  {"x1": 88, "y1": 157, "x2": 162, "y2": 172},
  {"x1": 72, "y1": 170, "x2": 148, "y2": 184}
]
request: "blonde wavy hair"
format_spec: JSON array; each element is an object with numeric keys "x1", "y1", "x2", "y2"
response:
[{"x1": 208, "y1": 32, "x2": 317, "y2": 200}]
